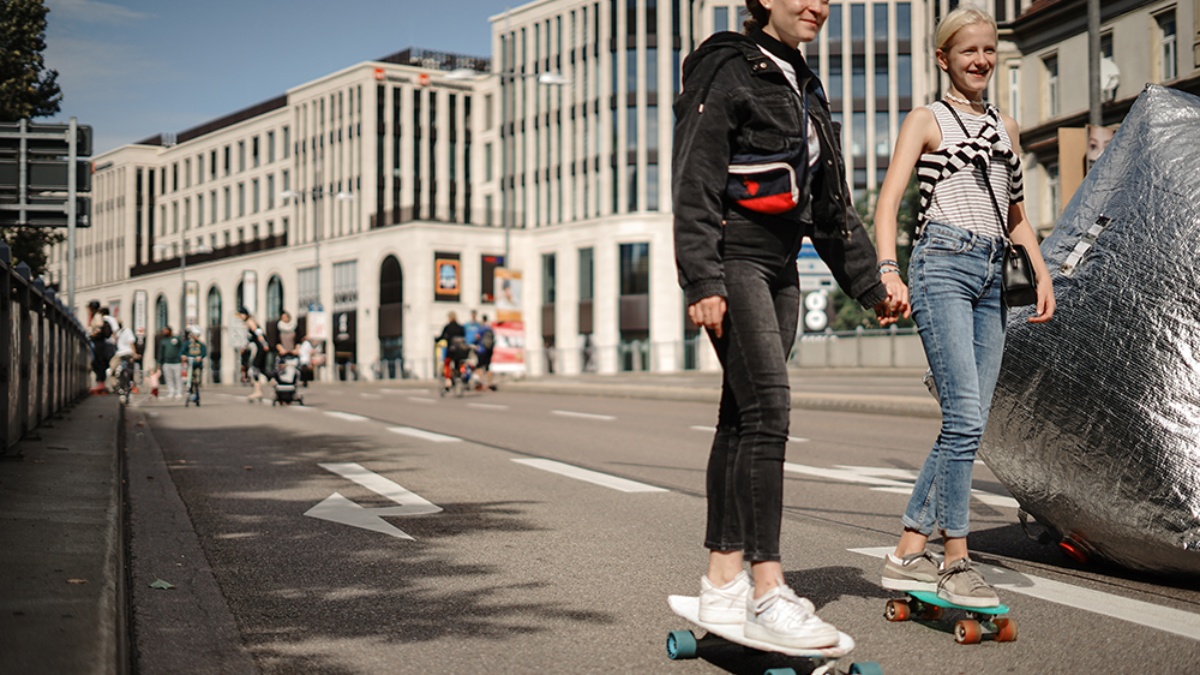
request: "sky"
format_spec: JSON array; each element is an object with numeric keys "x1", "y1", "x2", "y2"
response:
[{"x1": 42, "y1": 0, "x2": 504, "y2": 156}]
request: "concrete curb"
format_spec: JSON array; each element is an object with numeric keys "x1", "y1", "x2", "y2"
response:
[{"x1": 0, "y1": 394, "x2": 127, "y2": 675}]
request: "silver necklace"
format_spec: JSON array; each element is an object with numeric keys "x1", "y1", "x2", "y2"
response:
[{"x1": 944, "y1": 91, "x2": 984, "y2": 107}]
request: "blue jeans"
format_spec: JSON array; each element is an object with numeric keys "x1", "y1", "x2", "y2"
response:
[{"x1": 902, "y1": 221, "x2": 1006, "y2": 538}]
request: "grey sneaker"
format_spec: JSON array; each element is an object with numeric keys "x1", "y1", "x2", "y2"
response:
[
  {"x1": 937, "y1": 557, "x2": 1000, "y2": 608},
  {"x1": 744, "y1": 584, "x2": 840, "y2": 650},
  {"x1": 881, "y1": 550, "x2": 940, "y2": 592},
  {"x1": 698, "y1": 571, "x2": 752, "y2": 624}
]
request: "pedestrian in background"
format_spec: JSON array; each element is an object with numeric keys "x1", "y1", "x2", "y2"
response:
[
  {"x1": 235, "y1": 308, "x2": 269, "y2": 402},
  {"x1": 159, "y1": 327, "x2": 184, "y2": 399},
  {"x1": 276, "y1": 310, "x2": 298, "y2": 356},
  {"x1": 872, "y1": 6, "x2": 1054, "y2": 608},
  {"x1": 87, "y1": 300, "x2": 110, "y2": 392},
  {"x1": 672, "y1": 0, "x2": 899, "y2": 651}
]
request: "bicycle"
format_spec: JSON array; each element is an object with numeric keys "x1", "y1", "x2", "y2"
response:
[
  {"x1": 113, "y1": 355, "x2": 135, "y2": 404},
  {"x1": 184, "y1": 356, "x2": 204, "y2": 407}
]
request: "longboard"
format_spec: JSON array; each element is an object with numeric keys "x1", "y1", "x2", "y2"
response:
[
  {"x1": 667, "y1": 595, "x2": 882, "y2": 675},
  {"x1": 884, "y1": 590, "x2": 1017, "y2": 645}
]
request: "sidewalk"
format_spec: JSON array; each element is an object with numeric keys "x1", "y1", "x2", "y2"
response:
[{"x1": 0, "y1": 395, "x2": 126, "y2": 675}]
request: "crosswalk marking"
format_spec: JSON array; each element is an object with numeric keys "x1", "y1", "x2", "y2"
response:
[
  {"x1": 387, "y1": 426, "x2": 461, "y2": 443},
  {"x1": 513, "y1": 459, "x2": 667, "y2": 493},
  {"x1": 785, "y1": 463, "x2": 1018, "y2": 508},
  {"x1": 552, "y1": 410, "x2": 615, "y2": 421},
  {"x1": 689, "y1": 425, "x2": 808, "y2": 443}
]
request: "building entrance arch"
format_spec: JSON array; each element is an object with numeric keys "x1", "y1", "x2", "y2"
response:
[{"x1": 378, "y1": 255, "x2": 404, "y2": 378}]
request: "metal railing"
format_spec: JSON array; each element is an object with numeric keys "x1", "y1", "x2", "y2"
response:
[{"x1": 1, "y1": 241, "x2": 93, "y2": 455}]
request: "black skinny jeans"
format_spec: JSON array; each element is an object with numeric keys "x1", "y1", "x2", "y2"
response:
[{"x1": 704, "y1": 215, "x2": 803, "y2": 563}]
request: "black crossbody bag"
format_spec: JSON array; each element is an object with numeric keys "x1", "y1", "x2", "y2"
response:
[{"x1": 942, "y1": 102, "x2": 1038, "y2": 308}]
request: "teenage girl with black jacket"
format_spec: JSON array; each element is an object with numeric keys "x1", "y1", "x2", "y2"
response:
[{"x1": 673, "y1": 0, "x2": 902, "y2": 650}]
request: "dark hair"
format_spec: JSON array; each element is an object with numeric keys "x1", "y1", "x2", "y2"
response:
[
  {"x1": 88, "y1": 300, "x2": 100, "y2": 310},
  {"x1": 744, "y1": 0, "x2": 769, "y2": 33}
]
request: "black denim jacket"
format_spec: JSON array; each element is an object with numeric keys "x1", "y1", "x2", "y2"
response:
[{"x1": 672, "y1": 30, "x2": 887, "y2": 309}]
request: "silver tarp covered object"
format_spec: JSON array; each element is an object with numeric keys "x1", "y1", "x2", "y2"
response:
[{"x1": 982, "y1": 84, "x2": 1200, "y2": 576}]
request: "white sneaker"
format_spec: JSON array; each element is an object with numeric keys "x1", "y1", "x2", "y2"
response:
[
  {"x1": 698, "y1": 571, "x2": 752, "y2": 624},
  {"x1": 744, "y1": 584, "x2": 839, "y2": 650}
]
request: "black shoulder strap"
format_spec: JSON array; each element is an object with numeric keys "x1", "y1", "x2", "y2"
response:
[
  {"x1": 693, "y1": 50, "x2": 744, "y2": 114},
  {"x1": 939, "y1": 101, "x2": 1009, "y2": 237}
]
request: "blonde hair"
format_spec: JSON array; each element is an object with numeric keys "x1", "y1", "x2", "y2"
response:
[{"x1": 935, "y1": 5, "x2": 997, "y2": 51}]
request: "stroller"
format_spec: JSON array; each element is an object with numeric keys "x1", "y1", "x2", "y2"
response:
[{"x1": 272, "y1": 354, "x2": 304, "y2": 406}]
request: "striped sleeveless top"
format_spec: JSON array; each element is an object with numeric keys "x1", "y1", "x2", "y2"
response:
[{"x1": 915, "y1": 102, "x2": 1024, "y2": 239}]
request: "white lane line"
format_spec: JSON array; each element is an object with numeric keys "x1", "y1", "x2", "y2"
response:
[
  {"x1": 688, "y1": 425, "x2": 808, "y2": 442},
  {"x1": 468, "y1": 402, "x2": 508, "y2": 410},
  {"x1": 380, "y1": 389, "x2": 406, "y2": 394},
  {"x1": 849, "y1": 547, "x2": 1200, "y2": 641},
  {"x1": 360, "y1": 393, "x2": 382, "y2": 400},
  {"x1": 513, "y1": 459, "x2": 668, "y2": 493},
  {"x1": 407, "y1": 397, "x2": 437, "y2": 405},
  {"x1": 785, "y1": 463, "x2": 1017, "y2": 509},
  {"x1": 387, "y1": 426, "x2": 461, "y2": 443},
  {"x1": 552, "y1": 410, "x2": 615, "y2": 421},
  {"x1": 325, "y1": 411, "x2": 368, "y2": 422},
  {"x1": 288, "y1": 405, "x2": 314, "y2": 412}
]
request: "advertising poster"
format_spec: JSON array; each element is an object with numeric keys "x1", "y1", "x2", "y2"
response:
[
  {"x1": 184, "y1": 281, "x2": 199, "y2": 328},
  {"x1": 306, "y1": 310, "x2": 329, "y2": 342},
  {"x1": 133, "y1": 290, "x2": 147, "y2": 339},
  {"x1": 241, "y1": 270, "x2": 258, "y2": 314},
  {"x1": 492, "y1": 268, "x2": 525, "y2": 374},
  {"x1": 434, "y1": 252, "x2": 461, "y2": 301}
]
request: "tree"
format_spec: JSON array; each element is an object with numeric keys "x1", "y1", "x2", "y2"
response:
[
  {"x1": 828, "y1": 177, "x2": 920, "y2": 331},
  {"x1": 1, "y1": 0, "x2": 65, "y2": 278}
]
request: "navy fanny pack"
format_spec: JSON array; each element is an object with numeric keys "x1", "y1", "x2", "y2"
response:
[{"x1": 726, "y1": 144, "x2": 807, "y2": 215}]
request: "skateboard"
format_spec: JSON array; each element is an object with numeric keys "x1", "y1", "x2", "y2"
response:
[
  {"x1": 667, "y1": 595, "x2": 883, "y2": 675},
  {"x1": 884, "y1": 590, "x2": 1016, "y2": 645}
]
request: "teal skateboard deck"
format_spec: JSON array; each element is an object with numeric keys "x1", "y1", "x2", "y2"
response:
[
  {"x1": 667, "y1": 595, "x2": 883, "y2": 675},
  {"x1": 884, "y1": 591, "x2": 1017, "y2": 644}
]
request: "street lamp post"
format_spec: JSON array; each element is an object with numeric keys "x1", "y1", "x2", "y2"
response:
[
  {"x1": 153, "y1": 229, "x2": 211, "y2": 333},
  {"x1": 281, "y1": 184, "x2": 352, "y2": 381},
  {"x1": 443, "y1": 67, "x2": 568, "y2": 266}
]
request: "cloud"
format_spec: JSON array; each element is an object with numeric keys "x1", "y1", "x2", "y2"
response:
[{"x1": 46, "y1": 0, "x2": 152, "y2": 24}]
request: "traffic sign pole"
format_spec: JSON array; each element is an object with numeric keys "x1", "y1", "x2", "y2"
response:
[{"x1": 67, "y1": 117, "x2": 77, "y2": 314}]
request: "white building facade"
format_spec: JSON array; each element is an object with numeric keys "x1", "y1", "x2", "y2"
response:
[{"x1": 49, "y1": 1, "x2": 938, "y2": 381}]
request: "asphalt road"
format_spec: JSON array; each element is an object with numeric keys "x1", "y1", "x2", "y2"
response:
[{"x1": 124, "y1": 381, "x2": 1200, "y2": 674}]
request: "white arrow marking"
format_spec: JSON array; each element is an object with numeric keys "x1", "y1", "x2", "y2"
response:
[
  {"x1": 325, "y1": 411, "x2": 368, "y2": 422},
  {"x1": 305, "y1": 463, "x2": 442, "y2": 539},
  {"x1": 849, "y1": 547, "x2": 1200, "y2": 641}
]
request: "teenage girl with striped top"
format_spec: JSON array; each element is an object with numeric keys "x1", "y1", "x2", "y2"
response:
[{"x1": 872, "y1": 6, "x2": 1056, "y2": 607}]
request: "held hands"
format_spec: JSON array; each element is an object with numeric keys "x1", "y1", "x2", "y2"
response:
[
  {"x1": 688, "y1": 296, "x2": 728, "y2": 338},
  {"x1": 874, "y1": 272, "x2": 912, "y2": 326}
]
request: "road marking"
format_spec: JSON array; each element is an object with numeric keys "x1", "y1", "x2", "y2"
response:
[
  {"x1": 387, "y1": 426, "x2": 461, "y2": 443},
  {"x1": 307, "y1": 463, "x2": 443, "y2": 540},
  {"x1": 784, "y1": 463, "x2": 1018, "y2": 509},
  {"x1": 288, "y1": 405, "x2": 314, "y2": 412},
  {"x1": 380, "y1": 389, "x2": 406, "y2": 394},
  {"x1": 513, "y1": 458, "x2": 667, "y2": 493},
  {"x1": 849, "y1": 547, "x2": 1200, "y2": 641},
  {"x1": 360, "y1": 393, "x2": 382, "y2": 399},
  {"x1": 468, "y1": 402, "x2": 508, "y2": 410},
  {"x1": 688, "y1": 425, "x2": 808, "y2": 443},
  {"x1": 407, "y1": 397, "x2": 437, "y2": 405},
  {"x1": 325, "y1": 411, "x2": 368, "y2": 422},
  {"x1": 553, "y1": 410, "x2": 616, "y2": 421}
]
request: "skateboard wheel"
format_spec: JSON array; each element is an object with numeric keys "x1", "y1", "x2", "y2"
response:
[
  {"x1": 763, "y1": 669, "x2": 797, "y2": 675},
  {"x1": 666, "y1": 630, "x2": 697, "y2": 660},
  {"x1": 954, "y1": 619, "x2": 983, "y2": 645},
  {"x1": 849, "y1": 662, "x2": 884, "y2": 675},
  {"x1": 884, "y1": 599, "x2": 910, "y2": 622},
  {"x1": 993, "y1": 617, "x2": 1018, "y2": 642}
]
